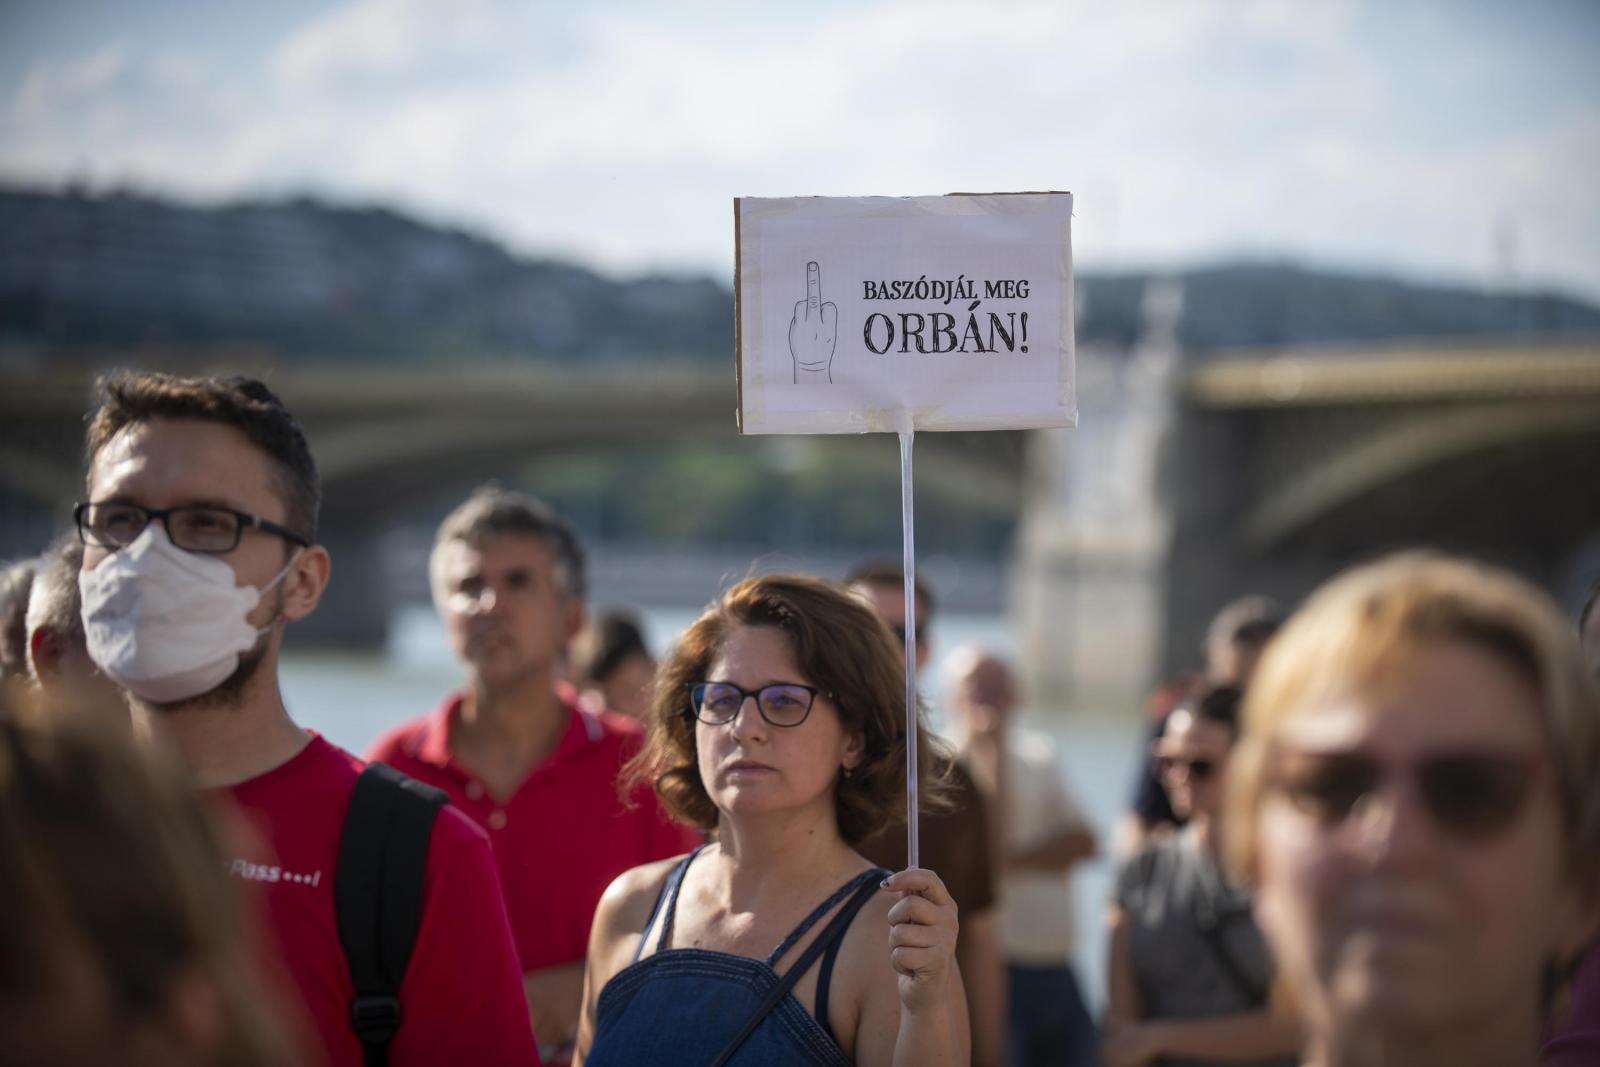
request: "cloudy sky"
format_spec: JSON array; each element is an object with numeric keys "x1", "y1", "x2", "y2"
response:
[{"x1": 2, "y1": 0, "x2": 1597, "y2": 298}]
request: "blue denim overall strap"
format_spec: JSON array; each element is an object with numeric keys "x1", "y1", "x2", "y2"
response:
[
  {"x1": 631, "y1": 845, "x2": 705, "y2": 964},
  {"x1": 587, "y1": 850, "x2": 889, "y2": 1067}
]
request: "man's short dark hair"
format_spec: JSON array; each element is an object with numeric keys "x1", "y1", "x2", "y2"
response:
[
  {"x1": 85, "y1": 372, "x2": 321, "y2": 543},
  {"x1": 571, "y1": 611, "x2": 649, "y2": 686},
  {"x1": 845, "y1": 560, "x2": 935, "y2": 621},
  {"x1": 1190, "y1": 682, "x2": 1242, "y2": 734},
  {"x1": 434, "y1": 486, "x2": 586, "y2": 600}
]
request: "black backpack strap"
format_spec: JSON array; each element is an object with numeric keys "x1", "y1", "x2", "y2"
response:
[{"x1": 336, "y1": 762, "x2": 449, "y2": 1067}]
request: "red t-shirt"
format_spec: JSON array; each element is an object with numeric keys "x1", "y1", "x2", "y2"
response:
[
  {"x1": 217, "y1": 733, "x2": 540, "y2": 1067},
  {"x1": 367, "y1": 689, "x2": 701, "y2": 972}
]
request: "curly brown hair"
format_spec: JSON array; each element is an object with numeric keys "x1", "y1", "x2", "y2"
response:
[{"x1": 623, "y1": 573, "x2": 947, "y2": 846}]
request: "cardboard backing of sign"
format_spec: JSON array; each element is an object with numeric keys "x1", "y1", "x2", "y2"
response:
[{"x1": 734, "y1": 192, "x2": 1075, "y2": 435}]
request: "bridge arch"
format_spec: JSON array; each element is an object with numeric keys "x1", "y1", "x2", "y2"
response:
[{"x1": 1244, "y1": 399, "x2": 1600, "y2": 549}]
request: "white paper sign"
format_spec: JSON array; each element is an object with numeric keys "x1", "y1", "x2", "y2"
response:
[{"x1": 735, "y1": 193, "x2": 1075, "y2": 434}]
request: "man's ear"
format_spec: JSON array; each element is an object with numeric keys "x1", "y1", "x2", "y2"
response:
[
  {"x1": 279, "y1": 546, "x2": 331, "y2": 623},
  {"x1": 29, "y1": 625, "x2": 61, "y2": 679}
]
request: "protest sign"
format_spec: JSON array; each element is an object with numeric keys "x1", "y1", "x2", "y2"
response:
[
  {"x1": 732, "y1": 191, "x2": 1076, "y2": 869},
  {"x1": 735, "y1": 192, "x2": 1075, "y2": 435}
]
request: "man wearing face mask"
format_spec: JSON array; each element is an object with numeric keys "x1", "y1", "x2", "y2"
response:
[{"x1": 75, "y1": 372, "x2": 539, "y2": 1067}]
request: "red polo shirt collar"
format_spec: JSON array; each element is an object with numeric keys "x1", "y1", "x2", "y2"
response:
[{"x1": 412, "y1": 683, "x2": 603, "y2": 778}]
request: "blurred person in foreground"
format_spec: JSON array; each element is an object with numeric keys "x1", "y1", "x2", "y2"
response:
[
  {"x1": 948, "y1": 646, "x2": 1099, "y2": 1067},
  {"x1": 571, "y1": 609, "x2": 657, "y2": 721},
  {"x1": 0, "y1": 696, "x2": 290, "y2": 1067},
  {"x1": 1226, "y1": 553, "x2": 1600, "y2": 1067},
  {"x1": 369, "y1": 487, "x2": 697, "y2": 1065},
  {"x1": 848, "y1": 560, "x2": 1008, "y2": 1067},
  {"x1": 1106, "y1": 683, "x2": 1300, "y2": 1067},
  {"x1": 0, "y1": 556, "x2": 36, "y2": 683},
  {"x1": 576, "y1": 575, "x2": 967, "y2": 1066},
  {"x1": 1119, "y1": 598, "x2": 1283, "y2": 856},
  {"x1": 24, "y1": 530, "x2": 124, "y2": 709},
  {"x1": 75, "y1": 372, "x2": 536, "y2": 1066},
  {"x1": 1540, "y1": 574, "x2": 1600, "y2": 1064}
]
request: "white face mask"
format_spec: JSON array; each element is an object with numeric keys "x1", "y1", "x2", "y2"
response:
[{"x1": 79, "y1": 524, "x2": 301, "y2": 705}]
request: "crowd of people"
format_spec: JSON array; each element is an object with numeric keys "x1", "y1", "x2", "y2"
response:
[{"x1": 0, "y1": 368, "x2": 1596, "y2": 1067}]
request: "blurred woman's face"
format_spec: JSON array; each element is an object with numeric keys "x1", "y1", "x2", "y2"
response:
[
  {"x1": 1253, "y1": 641, "x2": 1588, "y2": 1041},
  {"x1": 1154, "y1": 707, "x2": 1233, "y2": 822},
  {"x1": 695, "y1": 625, "x2": 862, "y2": 827}
]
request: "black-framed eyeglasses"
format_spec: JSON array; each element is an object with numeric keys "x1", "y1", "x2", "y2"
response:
[
  {"x1": 688, "y1": 682, "x2": 822, "y2": 728},
  {"x1": 75, "y1": 502, "x2": 312, "y2": 555},
  {"x1": 890, "y1": 624, "x2": 923, "y2": 644}
]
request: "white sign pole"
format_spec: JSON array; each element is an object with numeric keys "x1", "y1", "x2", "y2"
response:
[{"x1": 896, "y1": 408, "x2": 919, "y2": 869}]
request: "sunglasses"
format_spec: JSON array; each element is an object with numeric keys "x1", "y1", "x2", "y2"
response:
[
  {"x1": 1156, "y1": 755, "x2": 1218, "y2": 781},
  {"x1": 1268, "y1": 747, "x2": 1542, "y2": 841}
]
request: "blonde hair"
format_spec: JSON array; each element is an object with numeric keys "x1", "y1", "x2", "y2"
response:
[{"x1": 1226, "y1": 552, "x2": 1600, "y2": 897}]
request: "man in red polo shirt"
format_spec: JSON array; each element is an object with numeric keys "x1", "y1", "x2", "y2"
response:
[
  {"x1": 369, "y1": 487, "x2": 697, "y2": 1065},
  {"x1": 75, "y1": 372, "x2": 537, "y2": 1067}
]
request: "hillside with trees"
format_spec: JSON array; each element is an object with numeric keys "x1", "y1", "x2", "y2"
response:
[{"x1": 3, "y1": 185, "x2": 1596, "y2": 368}]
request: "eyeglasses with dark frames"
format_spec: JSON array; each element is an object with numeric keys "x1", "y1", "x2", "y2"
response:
[
  {"x1": 75, "y1": 502, "x2": 312, "y2": 555},
  {"x1": 688, "y1": 681, "x2": 823, "y2": 728}
]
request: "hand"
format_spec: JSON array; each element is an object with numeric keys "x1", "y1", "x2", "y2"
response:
[
  {"x1": 788, "y1": 260, "x2": 838, "y2": 383},
  {"x1": 883, "y1": 867, "x2": 959, "y2": 1015},
  {"x1": 1100, "y1": 1018, "x2": 1163, "y2": 1067}
]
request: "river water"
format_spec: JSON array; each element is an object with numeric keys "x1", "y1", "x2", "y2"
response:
[{"x1": 280, "y1": 603, "x2": 1142, "y2": 1010}]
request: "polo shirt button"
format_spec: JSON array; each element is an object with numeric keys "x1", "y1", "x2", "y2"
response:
[
  {"x1": 466, "y1": 782, "x2": 485, "y2": 801},
  {"x1": 487, "y1": 810, "x2": 508, "y2": 830}
]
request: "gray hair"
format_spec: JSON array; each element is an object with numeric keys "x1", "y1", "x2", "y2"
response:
[{"x1": 432, "y1": 485, "x2": 586, "y2": 600}]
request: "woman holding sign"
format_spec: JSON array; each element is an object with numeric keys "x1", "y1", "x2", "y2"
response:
[{"x1": 574, "y1": 575, "x2": 967, "y2": 1067}]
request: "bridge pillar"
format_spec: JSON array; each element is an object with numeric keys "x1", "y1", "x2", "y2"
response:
[{"x1": 1015, "y1": 280, "x2": 1183, "y2": 716}]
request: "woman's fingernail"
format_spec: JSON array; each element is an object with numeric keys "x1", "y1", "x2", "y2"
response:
[{"x1": 880, "y1": 878, "x2": 891, "y2": 890}]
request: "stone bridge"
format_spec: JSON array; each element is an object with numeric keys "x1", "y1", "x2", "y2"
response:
[
  {"x1": 0, "y1": 364, "x2": 1026, "y2": 644},
  {"x1": 1016, "y1": 335, "x2": 1600, "y2": 711}
]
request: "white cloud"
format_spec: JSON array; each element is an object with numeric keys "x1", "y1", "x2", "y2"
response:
[
  {"x1": 1, "y1": 0, "x2": 1596, "y2": 299},
  {"x1": 14, "y1": 44, "x2": 128, "y2": 119}
]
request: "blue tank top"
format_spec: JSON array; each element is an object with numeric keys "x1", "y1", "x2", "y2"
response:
[{"x1": 586, "y1": 846, "x2": 890, "y2": 1067}]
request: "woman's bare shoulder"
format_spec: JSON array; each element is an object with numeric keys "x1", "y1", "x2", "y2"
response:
[{"x1": 593, "y1": 853, "x2": 688, "y2": 942}]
